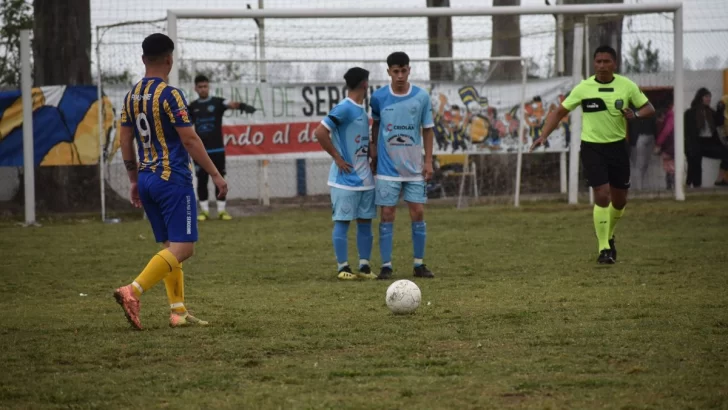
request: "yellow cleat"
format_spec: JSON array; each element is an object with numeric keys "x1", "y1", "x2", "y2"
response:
[
  {"x1": 218, "y1": 210, "x2": 233, "y2": 221},
  {"x1": 337, "y1": 266, "x2": 358, "y2": 280},
  {"x1": 169, "y1": 312, "x2": 209, "y2": 327},
  {"x1": 356, "y1": 265, "x2": 376, "y2": 280},
  {"x1": 197, "y1": 211, "x2": 209, "y2": 221}
]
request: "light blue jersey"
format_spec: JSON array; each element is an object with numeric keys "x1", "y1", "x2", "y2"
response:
[
  {"x1": 321, "y1": 98, "x2": 373, "y2": 191},
  {"x1": 370, "y1": 85, "x2": 434, "y2": 181}
]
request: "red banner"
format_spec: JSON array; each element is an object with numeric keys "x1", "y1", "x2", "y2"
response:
[{"x1": 223, "y1": 121, "x2": 325, "y2": 157}]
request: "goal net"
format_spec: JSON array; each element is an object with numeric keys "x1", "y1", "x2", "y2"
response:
[{"x1": 94, "y1": 2, "x2": 686, "y2": 220}]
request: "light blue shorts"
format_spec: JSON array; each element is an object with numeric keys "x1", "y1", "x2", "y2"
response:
[
  {"x1": 375, "y1": 179, "x2": 427, "y2": 207},
  {"x1": 330, "y1": 187, "x2": 376, "y2": 221}
]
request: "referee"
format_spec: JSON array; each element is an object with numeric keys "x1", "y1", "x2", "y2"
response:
[
  {"x1": 189, "y1": 75, "x2": 256, "y2": 221},
  {"x1": 531, "y1": 45, "x2": 655, "y2": 264}
]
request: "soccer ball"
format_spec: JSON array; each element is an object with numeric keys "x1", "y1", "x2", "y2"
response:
[{"x1": 385, "y1": 280, "x2": 421, "y2": 315}]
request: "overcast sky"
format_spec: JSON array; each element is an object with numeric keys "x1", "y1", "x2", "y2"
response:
[{"x1": 91, "y1": 0, "x2": 728, "y2": 83}]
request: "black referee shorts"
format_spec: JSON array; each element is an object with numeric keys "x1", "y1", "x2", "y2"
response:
[{"x1": 580, "y1": 139, "x2": 631, "y2": 190}]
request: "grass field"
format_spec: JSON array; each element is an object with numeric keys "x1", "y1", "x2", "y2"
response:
[{"x1": 1, "y1": 196, "x2": 727, "y2": 409}]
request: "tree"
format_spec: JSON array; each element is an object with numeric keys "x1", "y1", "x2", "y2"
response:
[
  {"x1": 0, "y1": 0, "x2": 33, "y2": 88},
  {"x1": 490, "y1": 0, "x2": 522, "y2": 81},
  {"x1": 623, "y1": 40, "x2": 660, "y2": 74},
  {"x1": 561, "y1": 0, "x2": 624, "y2": 77},
  {"x1": 30, "y1": 0, "x2": 101, "y2": 212},
  {"x1": 699, "y1": 55, "x2": 722, "y2": 70},
  {"x1": 426, "y1": 0, "x2": 454, "y2": 82},
  {"x1": 454, "y1": 61, "x2": 488, "y2": 83}
]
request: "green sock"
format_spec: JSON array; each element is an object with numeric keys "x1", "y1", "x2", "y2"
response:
[
  {"x1": 608, "y1": 203, "x2": 625, "y2": 239},
  {"x1": 593, "y1": 205, "x2": 611, "y2": 252}
]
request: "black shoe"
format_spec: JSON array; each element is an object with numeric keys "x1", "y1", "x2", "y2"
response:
[
  {"x1": 609, "y1": 236, "x2": 617, "y2": 261},
  {"x1": 338, "y1": 265, "x2": 353, "y2": 274},
  {"x1": 359, "y1": 264, "x2": 371, "y2": 274},
  {"x1": 413, "y1": 264, "x2": 434, "y2": 278},
  {"x1": 377, "y1": 266, "x2": 393, "y2": 280},
  {"x1": 597, "y1": 249, "x2": 615, "y2": 264}
]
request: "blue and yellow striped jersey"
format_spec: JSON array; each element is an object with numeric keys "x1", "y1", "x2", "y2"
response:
[{"x1": 121, "y1": 77, "x2": 194, "y2": 185}]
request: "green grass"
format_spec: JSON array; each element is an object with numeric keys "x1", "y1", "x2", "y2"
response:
[{"x1": 1, "y1": 197, "x2": 727, "y2": 409}]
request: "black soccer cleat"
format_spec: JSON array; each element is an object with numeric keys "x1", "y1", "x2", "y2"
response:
[
  {"x1": 359, "y1": 264, "x2": 371, "y2": 274},
  {"x1": 597, "y1": 249, "x2": 615, "y2": 265},
  {"x1": 413, "y1": 264, "x2": 435, "y2": 278},
  {"x1": 377, "y1": 266, "x2": 394, "y2": 280},
  {"x1": 609, "y1": 236, "x2": 617, "y2": 261}
]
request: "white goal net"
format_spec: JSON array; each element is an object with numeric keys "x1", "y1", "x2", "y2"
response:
[{"x1": 94, "y1": 2, "x2": 687, "y2": 220}]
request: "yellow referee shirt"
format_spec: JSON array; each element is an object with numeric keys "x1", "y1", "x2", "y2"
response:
[{"x1": 562, "y1": 74, "x2": 649, "y2": 144}]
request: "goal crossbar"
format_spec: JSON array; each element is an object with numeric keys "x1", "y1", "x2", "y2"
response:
[{"x1": 168, "y1": 4, "x2": 682, "y2": 19}]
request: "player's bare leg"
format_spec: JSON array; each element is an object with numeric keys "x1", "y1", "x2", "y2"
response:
[
  {"x1": 377, "y1": 206, "x2": 396, "y2": 280},
  {"x1": 408, "y1": 202, "x2": 433, "y2": 278}
]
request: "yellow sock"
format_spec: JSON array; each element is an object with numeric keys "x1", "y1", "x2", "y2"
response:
[
  {"x1": 593, "y1": 205, "x2": 611, "y2": 252},
  {"x1": 131, "y1": 249, "x2": 179, "y2": 298},
  {"x1": 608, "y1": 203, "x2": 625, "y2": 239},
  {"x1": 164, "y1": 264, "x2": 186, "y2": 313}
]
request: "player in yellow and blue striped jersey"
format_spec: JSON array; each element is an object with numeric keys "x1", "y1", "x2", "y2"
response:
[{"x1": 113, "y1": 33, "x2": 228, "y2": 330}]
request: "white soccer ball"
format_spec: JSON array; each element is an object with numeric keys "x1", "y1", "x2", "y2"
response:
[{"x1": 385, "y1": 280, "x2": 421, "y2": 315}]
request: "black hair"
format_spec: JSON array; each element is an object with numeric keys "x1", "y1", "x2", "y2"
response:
[
  {"x1": 691, "y1": 87, "x2": 711, "y2": 108},
  {"x1": 142, "y1": 33, "x2": 174, "y2": 62},
  {"x1": 593, "y1": 45, "x2": 617, "y2": 62},
  {"x1": 387, "y1": 51, "x2": 410, "y2": 68},
  {"x1": 194, "y1": 75, "x2": 210, "y2": 85},
  {"x1": 343, "y1": 67, "x2": 369, "y2": 89}
]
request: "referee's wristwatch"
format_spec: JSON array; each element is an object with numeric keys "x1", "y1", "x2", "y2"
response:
[{"x1": 633, "y1": 109, "x2": 640, "y2": 118}]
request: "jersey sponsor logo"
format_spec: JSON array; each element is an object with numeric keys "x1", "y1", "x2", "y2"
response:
[
  {"x1": 355, "y1": 145, "x2": 369, "y2": 157},
  {"x1": 131, "y1": 93, "x2": 152, "y2": 101},
  {"x1": 581, "y1": 98, "x2": 607, "y2": 113},
  {"x1": 385, "y1": 123, "x2": 416, "y2": 132},
  {"x1": 387, "y1": 134, "x2": 416, "y2": 146}
]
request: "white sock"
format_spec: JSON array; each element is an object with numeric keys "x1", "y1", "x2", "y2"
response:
[
  {"x1": 382, "y1": 262, "x2": 392, "y2": 268},
  {"x1": 337, "y1": 262, "x2": 349, "y2": 270},
  {"x1": 359, "y1": 259, "x2": 370, "y2": 268},
  {"x1": 199, "y1": 200, "x2": 209, "y2": 213},
  {"x1": 218, "y1": 200, "x2": 226, "y2": 212},
  {"x1": 131, "y1": 281, "x2": 144, "y2": 295}
]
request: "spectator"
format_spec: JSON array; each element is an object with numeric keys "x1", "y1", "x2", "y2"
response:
[
  {"x1": 684, "y1": 88, "x2": 728, "y2": 187},
  {"x1": 655, "y1": 100, "x2": 675, "y2": 190}
]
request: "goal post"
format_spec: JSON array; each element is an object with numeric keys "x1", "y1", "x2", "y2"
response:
[{"x1": 166, "y1": 2, "x2": 685, "y2": 204}]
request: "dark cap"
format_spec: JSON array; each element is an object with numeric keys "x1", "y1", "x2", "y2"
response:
[
  {"x1": 344, "y1": 67, "x2": 369, "y2": 89},
  {"x1": 142, "y1": 33, "x2": 175, "y2": 58}
]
